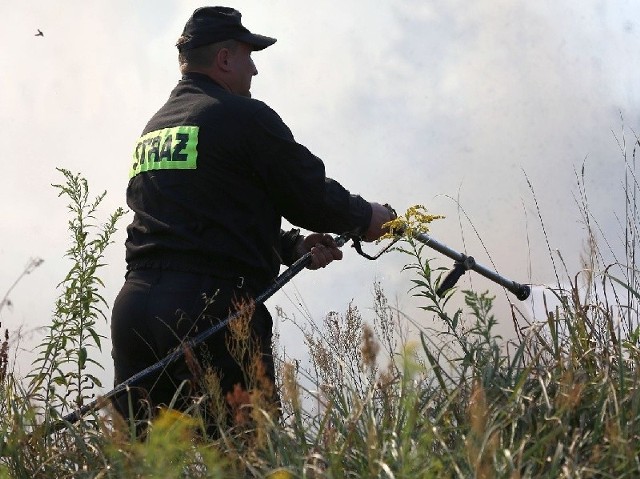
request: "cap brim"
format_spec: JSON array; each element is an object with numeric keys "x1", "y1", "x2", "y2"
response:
[{"x1": 237, "y1": 32, "x2": 277, "y2": 51}]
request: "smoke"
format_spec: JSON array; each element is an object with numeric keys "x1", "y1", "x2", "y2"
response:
[{"x1": 1, "y1": 0, "x2": 639, "y2": 388}]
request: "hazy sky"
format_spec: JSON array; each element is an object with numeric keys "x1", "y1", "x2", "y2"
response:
[{"x1": 1, "y1": 1, "x2": 639, "y2": 390}]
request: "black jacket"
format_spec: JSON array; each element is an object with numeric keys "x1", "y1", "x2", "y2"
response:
[{"x1": 125, "y1": 72, "x2": 372, "y2": 289}]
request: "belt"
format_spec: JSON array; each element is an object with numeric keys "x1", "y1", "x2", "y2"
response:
[{"x1": 125, "y1": 268, "x2": 253, "y2": 292}]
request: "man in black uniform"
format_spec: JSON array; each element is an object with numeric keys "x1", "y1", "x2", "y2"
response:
[{"x1": 111, "y1": 6, "x2": 393, "y2": 429}]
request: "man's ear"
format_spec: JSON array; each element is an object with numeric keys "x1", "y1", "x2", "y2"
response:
[{"x1": 216, "y1": 48, "x2": 231, "y2": 72}]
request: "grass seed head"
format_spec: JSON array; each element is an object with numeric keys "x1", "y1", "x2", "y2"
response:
[{"x1": 360, "y1": 323, "x2": 379, "y2": 373}]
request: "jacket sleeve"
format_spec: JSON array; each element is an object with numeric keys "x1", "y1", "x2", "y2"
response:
[
  {"x1": 246, "y1": 106, "x2": 372, "y2": 236},
  {"x1": 279, "y1": 228, "x2": 302, "y2": 266}
]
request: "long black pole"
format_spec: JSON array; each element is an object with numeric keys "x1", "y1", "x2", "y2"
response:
[
  {"x1": 53, "y1": 237, "x2": 346, "y2": 432},
  {"x1": 53, "y1": 227, "x2": 529, "y2": 431}
]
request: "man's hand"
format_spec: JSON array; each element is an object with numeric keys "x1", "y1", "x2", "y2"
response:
[
  {"x1": 296, "y1": 233, "x2": 343, "y2": 269},
  {"x1": 363, "y1": 202, "x2": 396, "y2": 242}
]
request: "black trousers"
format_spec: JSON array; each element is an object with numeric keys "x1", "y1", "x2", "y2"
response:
[{"x1": 110, "y1": 269, "x2": 275, "y2": 427}]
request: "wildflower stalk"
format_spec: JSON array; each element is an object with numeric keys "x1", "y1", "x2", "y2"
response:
[{"x1": 27, "y1": 168, "x2": 124, "y2": 430}]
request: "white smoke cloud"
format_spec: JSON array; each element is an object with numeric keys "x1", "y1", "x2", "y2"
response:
[{"x1": 1, "y1": 0, "x2": 639, "y2": 391}]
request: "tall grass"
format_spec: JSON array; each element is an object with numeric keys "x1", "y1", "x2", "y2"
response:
[{"x1": 1, "y1": 131, "x2": 640, "y2": 478}]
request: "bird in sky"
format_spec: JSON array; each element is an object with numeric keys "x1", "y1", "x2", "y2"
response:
[{"x1": 35, "y1": 29, "x2": 44, "y2": 37}]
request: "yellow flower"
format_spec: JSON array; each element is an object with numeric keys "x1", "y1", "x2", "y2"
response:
[
  {"x1": 266, "y1": 468, "x2": 294, "y2": 479},
  {"x1": 154, "y1": 408, "x2": 197, "y2": 427},
  {"x1": 150, "y1": 408, "x2": 198, "y2": 441},
  {"x1": 382, "y1": 204, "x2": 444, "y2": 239}
]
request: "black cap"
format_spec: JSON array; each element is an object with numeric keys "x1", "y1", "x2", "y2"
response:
[{"x1": 177, "y1": 6, "x2": 276, "y2": 52}]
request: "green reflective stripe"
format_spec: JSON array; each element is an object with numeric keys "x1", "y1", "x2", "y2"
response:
[{"x1": 130, "y1": 126, "x2": 199, "y2": 178}]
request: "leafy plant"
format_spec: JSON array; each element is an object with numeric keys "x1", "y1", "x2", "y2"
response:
[{"x1": 28, "y1": 168, "x2": 124, "y2": 428}]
